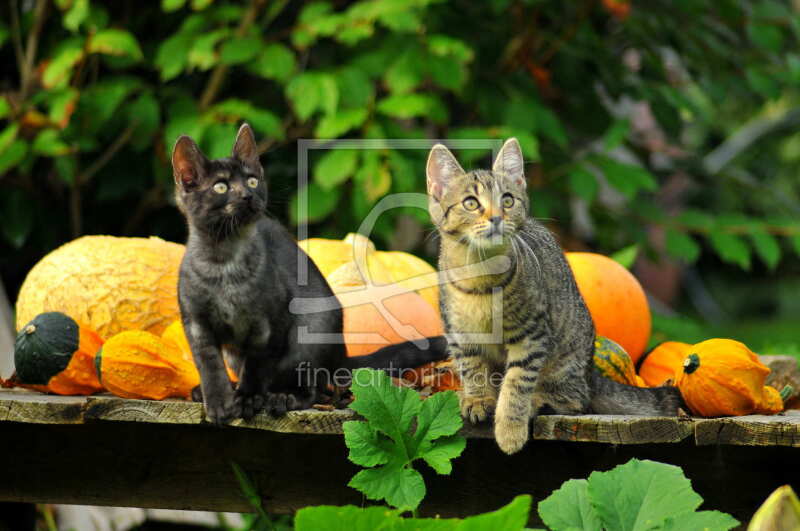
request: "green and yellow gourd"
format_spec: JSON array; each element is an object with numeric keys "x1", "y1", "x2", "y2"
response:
[
  {"x1": 12, "y1": 312, "x2": 104, "y2": 395},
  {"x1": 592, "y1": 336, "x2": 644, "y2": 387}
]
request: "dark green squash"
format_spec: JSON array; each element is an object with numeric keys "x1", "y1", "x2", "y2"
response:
[{"x1": 12, "y1": 312, "x2": 104, "y2": 395}]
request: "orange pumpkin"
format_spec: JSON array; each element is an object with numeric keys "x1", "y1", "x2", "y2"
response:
[
  {"x1": 566, "y1": 252, "x2": 651, "y2": 363},
  {"x1": 756, "y1": 385, "x2": 791, "y2": 415},
  {"x1": 639, "y1": 341, "x2": 691, "y2": 387},
  {"x1": 96, "y1": 330, "x2": 200, "y2": 400},
  {"x1": 327, "y1": 261, "x2": 444, "y2": 358},
  {"x1": 676, "y1": 338, "x2": 771, "y2": 417},
  {"x1": 161, "y1": 320, "x2": 238, "y2": 382}
]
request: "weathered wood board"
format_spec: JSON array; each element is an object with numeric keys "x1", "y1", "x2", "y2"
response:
[{"x1": 1, "y1": 389, "x2": 799, "y2": 526}]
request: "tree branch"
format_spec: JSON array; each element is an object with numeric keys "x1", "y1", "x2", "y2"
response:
[
  {"x1": 21, "y1": 0, "x2": 50, "y2": 99},
  {"x1": 199, "y1": 0, "x2": 267, "y2": 110}
]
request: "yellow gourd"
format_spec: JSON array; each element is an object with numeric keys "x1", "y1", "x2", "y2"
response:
[{"x1": 639, "y1": 341, "x2": 691, "y2": 387}]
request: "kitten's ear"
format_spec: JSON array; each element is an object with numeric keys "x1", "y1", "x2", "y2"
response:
[
  {"x1": 492, "y1": 138, "x2": 526, "y2": 188},
  {"x1": 426, "y1": 144, "x2": 464, "y2": 201},
  {"x1": 172, "y1": 135, "x2": 208, "y2": 189},
  {"x1": 232, "y1": 123, "x2": 261, "y2": 172}
]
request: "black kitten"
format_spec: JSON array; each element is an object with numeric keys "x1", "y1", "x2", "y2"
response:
[{"x1": 172, "y1": 124, "x2": 445, "y2": 424}]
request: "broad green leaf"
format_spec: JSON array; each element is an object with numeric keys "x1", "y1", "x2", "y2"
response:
[
  {"x1": 63, "y1": 0, "x2": 89, "y2": 32},
  {"x1": 219, "y1": 36, "x2": 260, "y2": 65},
  {"x1": 428, "y1": 35, "x2": 474, "y2": 63},
  {"x1": 610, "y1": 244, "x2": 638, "y2": 269},
  {"x1": 203, "y1": 122, "x2": 238, "y2": 158},
  {"x1": 0, "y1": 123, "x2": 19, "y2": 153},
  {"x1": 318, "y1": 73, "x2": 339, "y2": 116},
  {"x1": 539, "y1": 479, "x2": 602, "y2": 531},
  {"x1": 314, "y1": 149, "x2": 358, "y2": 189},
  {"x1": 750, "y1": 230, "x2": 781, "y2": 270},
  {"x1": 604, "y1": 119, "x2": 630, "y2": 150},
  {"x1": 349, "y1": 368, "x2": 422, "y2": 449},
  {"x1": 88, "y1": 29, "x2": 143, "y2": 60},
  {"x1": 162, "y1": 0, "x2": 186, "y2": 11},
  {"x1": 314, "y1": 108, "x2": 368, "y2": 138},
  {"x1": 343, "y1": 421, "x2": 392, "y2": 468},
  {"x1": 365, "y1": 162, "x2": 391, "y2": 201},
  {"x1": 414, "y1": 391, "x2": 463, "y2": 446},
  {"x1": 429, "y1": 56, "x2": 467, "y2": 92},
  {"x1": 286, "y1": 73, "x2": 322, "y2": 121},
  {"x1": 568, "y1": 166, "x2": 597, "y2": 202},
  {"x1": 290, "y1": 182, "x2": 341, "y2": 224},
  {"x1": 1, "y1": 188, "x2": 34, "y2": 248},
  {"x1": 295, "y1": 505, "x2": 400, "y2": 531},
  {"x1": 595, "y1": 157, "x2": 657, "y2": 199},
  {"x1": 587, "y1": 459, "x2": 704, "y2": 531},
  {"x1": 78, "y1": 77, "x2": 140, "y2": 134},
  {"x1": 188, "y1": 28, "x2": 229, "y2": 70},
  {"x1": 377, "y1": 93, "x2": 447, "y2": 123},
  {"x1": 348, "y1": 463, "x2": 426, "y2": 511},
  {"x1": 458, "y1": 495, "x2": 532, "y2": 531},
  {"x1": 419, "y1": 434, "x2": 465, "y2": 475},
  {"x1": 0, "y1": 140, "x2": 28, "y2": 175},
  {"x1": 379, "y1": 9, "x2": 421, "y2": 33},
  {"x1": 43, "y1": 39, "x2": 85, "y2": 88},
  {"x1": 32, "y1": 129, "x2": 70, "y2": 156},
  {"x1": 0, "y1": 97, "x2": 9, "y2": 119},
  {"x1": 661, "y1": 510, "x2": 739, "y2": 530},
  {"x1": 293, "y1": 1, "x2": 335, "y2": 48},
  {"x1": 665, "y1": 229, "x2": 700, "y2": 263},
  {"x1": 748, "y1": 23, "x2": 784, "y2": 53},
  {"x1": 677, "y1": 209, "x2": 714, "y2": 230},
  {"x1": 155, "y1": 32, "x2": 193, "y2": 81},
  {"x1": 337, "y1": 67, "x2": 374, "y2": 108},
  {"x1": 385, "y1": 46, "x2": 425, "y2": 94},
  {"x1": 247, "y1": 43, "x2": 296, "y2": 82},
  {"x1": 47, "y1": 88, "x2": 79, "y2": 127},
  {"x1": 164, "y1": 97, "x2": 206, "y2": 149},
  {"x1": 709, "y1": 232, "x2": 751, "y2": 270},
  {"x1": 127, "y1": 92, "x2": 161, "y2": 150},
  {"x1": 211, "y1": 99, "x2": 283, "y2": 139}
]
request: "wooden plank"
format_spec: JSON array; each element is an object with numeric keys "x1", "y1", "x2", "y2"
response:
[
  {"x1": 695, "y1": 412, "x2": 800, "y2": 447},
  {"x1": 533, "y1": 414, "x2": 693, "y2": 444}
]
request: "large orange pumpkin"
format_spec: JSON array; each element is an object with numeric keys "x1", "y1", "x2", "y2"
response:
[
  {"x1": 639, "y1": 341, "x2": 691, "y2": 387},
  {"x1": 566, "y1": 252, "x2": 650, "y2": 363},
  {"x1": 16, "y1": 236, "x2": 185, "y2": 339},
  {"x1": 299, "y1": 233, "x2": 440, "y2": 317},
  {"x1": 327, "y1": 261, "x2": 444, "y2": 358}
]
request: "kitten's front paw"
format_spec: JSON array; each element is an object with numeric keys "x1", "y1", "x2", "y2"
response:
[
  {"x1": 265, "y1": 392, "x2": 299, "y2": 416},
  {"x1": 237, "y1": 392, "x2": 265, "y2": 421},
  {"x1": 495, "y1": 418, "x2": 528, "y2": 455},
  {"x1": 204, "y1": 395, "x2": 240, "y2": 426},
  {"x1": 460, "y1": 395, "x2": 497, "y2": 424}
]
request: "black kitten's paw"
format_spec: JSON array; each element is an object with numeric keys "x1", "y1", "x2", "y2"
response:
[
  {"x1": 265, "y1": 392, "x2": 301, "y2": 416},
  {"x1": 204, "y1": 395, "x2": 240, "y2": 426},
  {"x1": 237, "y1": 392, "x2": 265, "y2": 421}
]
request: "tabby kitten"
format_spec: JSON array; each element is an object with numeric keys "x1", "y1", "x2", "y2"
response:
[{"x1": 426, "y1": 139, "x2": 681, "y2": 454}]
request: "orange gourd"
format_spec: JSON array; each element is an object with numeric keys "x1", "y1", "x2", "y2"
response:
[
  {"x1": 639, "y1": 341, "x2": 691, "y2": 387},
  {"x1": 327, "y1": 261, "x2": 444, "y2": 358},
  {"x1": 96, "y1": 330, "x2": 200, "y2": 400},
  {"x1": 593, "y1": 336, "x2": 641, "y2": 387},
  {"x1": 756, "y1": 385, "x2": 791, "y2": 415},
  {"x1": 566, "y1": 252, "x2": 651, "y2": 363},
  {"x1": 676, "y1": 338, "x2": 771, "y2": 417},
  {"x1": 161, "y1": 320, "x2": 238, "y2": 382}
]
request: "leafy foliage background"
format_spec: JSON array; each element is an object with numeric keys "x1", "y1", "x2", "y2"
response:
[{"x1": 1, "y1": 0, "x2": 799, "y2": 348}]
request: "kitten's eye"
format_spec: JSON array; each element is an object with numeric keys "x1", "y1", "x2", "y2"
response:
[
  {"x1": 213, "y1": 182, "x2": 228, "y2": 194},
  {"x1": 247, "y1": 177, "x2": 259, "y2": 188},
  {"x1": 502, "y1": 194, "x2": 515, "y2": 209},
  {"x1": 462, "y1": 197, "x2": 480, "y2": 211}
]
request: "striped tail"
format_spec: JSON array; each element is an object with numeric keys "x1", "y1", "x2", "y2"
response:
[{"x1": 589, "y1": 371, "x2": 683, "y2": 416}]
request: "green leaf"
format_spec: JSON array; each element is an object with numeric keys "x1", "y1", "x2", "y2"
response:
[
  {"x1": 42, "y1": 39, "x2": 85, "y2": 88},
  {"x1": 377, "y1": 93, "x2": 447, "y2": 123},
  {"x1": 709, "y1": 231, "x2": 751, "y2": 270},
  {"x1": 47, "y1": 88, "x2": 79, "y2": 127},
  {"x1": 677, "y1": 209, "x2": 714, "y2": 230},
  {"x1": 539, "y1": 479, "x2": 602, "y2": 531},
  {"x1": 0, "y1": 140, "x2": 28, "y2": 176},
  {"x1": 337, "y1": 67, "x2": 373, "y2": 108},
  {"x1": 750, "y1": 229, "x2": 781, "y2": 270},
  {"x1": 343, "y1": 421, "x2": 392, "y2": 468},
  {"x1": 63, "y1": 0, "x2": 89, "y2": 32},
  {"x1": 594, "y1": 157, "x2": 657, "y2": 199},
  {"x1": 0, "y1": 123, "x2": 19, "y2": 153},
  {"x1": 192, "y1": 0, "x2": 214, "y2": 9},
  {"x1": 458, "y1": 495, "x2": 531, "y2": 530},
  {"x1": 295, "y1": 505, "x2": 400, "y2": 531},
  {"x1": 314, "y1": 108, "x2": 368, "y2": 138},
  {"x1": 127, "y1": 92, "x2": 161, "y2": 150},
  {"x1": 604, "y1": 119, "x2": 630, "y2": 150},
  {"x1": 202, "y1": 122, "x2": 238, "y2": 158},
  {"x1": 219, "y1": 36, "x2": 260, "y2": 65},
  {"x1": 428, "y1": 35, "x2": 474, "y2": 63},
  {"x1": 748, "y1": 22, "x2": 784, "y2": 52},
  {"x1": 211, "y1": 99, "x2": 283, "y2": 139},
  {"x1": 290, "y1": 182, "x2": 341, "y2": 224},
  {"x1": 1, "y1": 189, "x2": 34, "y2": 248},
  {"x1": 162, "y1": 0, "x2": 186, "y2": 11},
  {"x1": 661, "y1": 510, "x2": 740, "y2": 530},
  {"x1": 78, "y1": 77, "x2": 139, "y2": 134},
  {"x1": 247, "y1": 43, "x2": 296, "y2": 82},
  {"x1": 315, "y1": 149, "x2": 358, "y2": 189},
  {"x1": 349, "y1": 368, "x2": 422, "y2": 445},
  {"x1": 665, "y1": 229, "x2": 700, "y2": 263},
  {"x1": 414, "y1": 391, "x2": 463, "y2": 446},
  {"x1": 164, "y1": 96, "x2": 206, "y2": 149},
  {"x1": 88, "y1": 29, "x2": 143, "y2": 60},
  {"x1": 286, "y1": 73, "x2": 322, "y2": 121},
  {"x1": 419, "y1": 434, "x2": 465, "y2": 475},
  {"x1": 156, "y1": 32, "x2": 194, "y2": 81},
  {"x1": 588, "y1": 459, "x2": 706, "y2": 531},
  {"x1": 348, "y1": 463, "x2": 426, "y2": 511},
  {"x1": 385, "y1": 46, "x2": 425, "y2": 94},
  {"x1": 610, "y1": 244, "x2": 638, "y2": 269},
  {"x1": 568, "y1": 166, "x2": 597, "y2": 202},
  {"x1": 188, "y1": 28, "x2": 229, "y2": 70},
  {"x1": 32, "y1": 129, "x2": 70, "y2": 156},
  {"x1": 0, "y1": 97, "x2": 9, "y2": 120}
]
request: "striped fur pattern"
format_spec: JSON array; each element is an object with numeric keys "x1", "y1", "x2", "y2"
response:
[{"x1": 426, "y1": 139, "x2": 682, "y2": 454}]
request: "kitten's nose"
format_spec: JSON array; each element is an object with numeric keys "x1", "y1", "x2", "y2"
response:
[{"x1": 489, "y1": 216, "x2": 502, "y2": 227}]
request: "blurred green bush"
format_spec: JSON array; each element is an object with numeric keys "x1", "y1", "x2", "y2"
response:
[{"x1": 1, "y1": 0, "x2": 799, "y2": 335}]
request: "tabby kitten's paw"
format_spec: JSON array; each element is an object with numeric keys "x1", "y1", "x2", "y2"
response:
[
  {"x1": 461, "y1": 395, "x2": 497, "y2": 423},
  {"x1": 495, "y1": 418, "x2": 528, "y2": 455}
]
